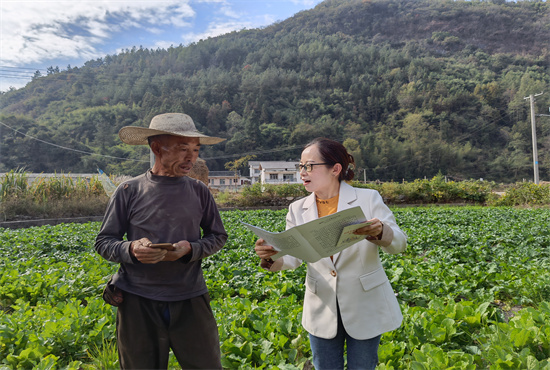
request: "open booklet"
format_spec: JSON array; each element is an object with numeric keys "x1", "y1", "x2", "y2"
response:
[{"x1": 243, "y1": 206, "x2": 370, "y2": 263}]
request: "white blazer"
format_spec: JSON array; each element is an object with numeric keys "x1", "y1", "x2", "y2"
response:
[{"x1": 269, "y1": 181, "x2": 407, "y2": 340}]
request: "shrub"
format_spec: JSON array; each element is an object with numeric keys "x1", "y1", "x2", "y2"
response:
[
  {"x1": 352, "y1": 175, "x2": 494, "y2": 204},
  {"x1": 488, "y1": 182, "x2": 550, "y2": 206},
  {"x1": 229, "y1": 183, "x2": 308, "y2": 208}
]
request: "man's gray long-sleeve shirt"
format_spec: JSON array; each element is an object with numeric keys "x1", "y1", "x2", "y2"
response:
[{"x1": 95, "y1": 170, "x2": 227, "y2": 301}]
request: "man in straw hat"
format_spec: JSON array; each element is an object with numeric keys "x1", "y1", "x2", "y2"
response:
[{"x1": 95, "y1": 113, "x2": 227, "y2": 369}]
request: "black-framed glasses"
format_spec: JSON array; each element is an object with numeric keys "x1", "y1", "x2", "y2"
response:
[{"x1": 297, "y1": 163, "x2": 330, "y2": 173}]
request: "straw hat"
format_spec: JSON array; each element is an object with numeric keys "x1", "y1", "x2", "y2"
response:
[{"x1": 118, "y1": 113, "x2": 225, "y2": 145}]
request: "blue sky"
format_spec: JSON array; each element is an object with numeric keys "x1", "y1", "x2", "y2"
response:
[{"x1": 0, "y1": 0, "x2": 324, "y2": 92}]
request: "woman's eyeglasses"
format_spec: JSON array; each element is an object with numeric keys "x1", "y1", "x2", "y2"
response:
[{"x1": 297, "y1": 163, "x2": 330, "y2": 173}]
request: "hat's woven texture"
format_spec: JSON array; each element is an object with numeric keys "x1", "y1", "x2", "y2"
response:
[{"x1": 118, "y1": 113, "x2": 224, "y2": 145}]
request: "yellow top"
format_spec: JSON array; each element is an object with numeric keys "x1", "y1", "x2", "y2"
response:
[
  {"x1": 316, "y1": 195, "x2": 339, "y2": 261},
  {"x1": 316, "y1": 195, "x2": 339, "y2": 218}
]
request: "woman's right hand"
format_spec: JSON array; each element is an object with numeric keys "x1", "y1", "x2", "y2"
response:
[{"x1": 255, "y1": 238, "x2": 277, "y2": 260}]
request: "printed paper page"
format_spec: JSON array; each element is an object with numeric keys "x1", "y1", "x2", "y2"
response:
[
  {"x1": 243, "y1": 206, "x2": 368, "y2": 263},
  {"x1": 242, "y1": 223, "x2": 322, "y2": 262},
  {"x1": 296, "y1": 206, "x2": 367, "y2": 258},
  {"x1": 336, "y1": 222, "x2": 371, "y2": 247}
]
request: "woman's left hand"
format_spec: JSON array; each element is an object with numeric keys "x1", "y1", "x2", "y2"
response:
[{"x1": 353, "y1": 218, "x2": 384, "y2": 240}]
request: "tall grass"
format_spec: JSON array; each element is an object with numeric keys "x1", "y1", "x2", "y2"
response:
[
  {"x1": 0, "y1": 168, "x2": 28, "y2": 200},
  {"x1": 30, "y1": 174, "x2": 105, "y2": 201},
  {"x1": 0, "y1": 170, "x2": 548, "y2": 221},
  {"x1": 83, "y1": 339, "x2": 119, "y2": 370},
  {"x1": 0, "y1": 170, "x2": 110, "y2": 221}
]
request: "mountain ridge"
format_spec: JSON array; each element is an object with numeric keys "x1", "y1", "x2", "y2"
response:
[{"x1": 0, "y1": 0, "x2": 548, "y2": 182}]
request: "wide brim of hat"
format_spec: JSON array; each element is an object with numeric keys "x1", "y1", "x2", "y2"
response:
[{"x1": 118, "y1": 126, "x2": 225, "y2": 145}]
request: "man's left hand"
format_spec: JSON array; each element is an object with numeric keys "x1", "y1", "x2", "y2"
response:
[{"x1": 163, "y1": 240, "x2": 192, "y2": 261}]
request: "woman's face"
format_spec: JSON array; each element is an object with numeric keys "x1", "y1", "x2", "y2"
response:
[{"x1": 299, "y1": 144, "x2": 340, "y2": 195}]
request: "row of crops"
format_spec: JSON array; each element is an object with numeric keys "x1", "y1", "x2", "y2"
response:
[{"x1": 1, "y1": 207, "x2": 550, "y2": 369}]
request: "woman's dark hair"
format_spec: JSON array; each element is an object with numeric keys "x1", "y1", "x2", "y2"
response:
[{"x1": 304, "y1": 138, "x2": 355, "y2": 181}]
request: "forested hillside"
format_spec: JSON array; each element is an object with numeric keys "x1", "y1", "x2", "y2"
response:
[{"x1": 0, "y1": 0, "x2": 548, "y2": 181}]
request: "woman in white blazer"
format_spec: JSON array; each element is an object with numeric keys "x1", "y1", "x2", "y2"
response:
[{"x1": 255, "y1": 138, "x2": 407, "y2": 370}]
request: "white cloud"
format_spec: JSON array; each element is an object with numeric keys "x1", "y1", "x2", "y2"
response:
[
  {"x1": 0, "y1": 0, "x2": 322, "y2": 91},
  {"x1": 290, "y1": 0, "x2": 320, "y2": 5},
  {"x1": 0, "y1": 0, "x2": 196, "y2": 67},
  {"x1": 181, "y1": 20, "x2": 252, "y2": 45},
  {"x1": 218, "y1": 3, "x2": 240, "y2": 19}
]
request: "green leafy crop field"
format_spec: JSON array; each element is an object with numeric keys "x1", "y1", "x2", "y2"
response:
[{"x1": 1, "y1": 207, "x2": 550, "y2": 369}]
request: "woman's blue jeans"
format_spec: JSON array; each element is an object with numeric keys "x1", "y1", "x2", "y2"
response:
[{"x1": 308, "y1": 306, "x2": 381, "y2": 370}]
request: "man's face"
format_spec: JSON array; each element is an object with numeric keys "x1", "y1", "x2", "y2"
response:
[{"x1": 152, "y1": 135, "x2": 201, "y2": 177}]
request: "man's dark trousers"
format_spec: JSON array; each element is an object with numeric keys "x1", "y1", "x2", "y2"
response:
[{"x1": 116, "y1": 291, "x2": 222, "y2": 369}]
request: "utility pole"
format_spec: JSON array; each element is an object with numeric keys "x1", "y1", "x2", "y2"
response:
[{"x1": 524, "y1": 92, "x2": 544, "y2": 184}]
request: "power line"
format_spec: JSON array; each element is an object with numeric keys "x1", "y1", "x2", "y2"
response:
[
  {"x1": 0, "y1": 74, "x2": 35, "y2": 79},
  {"x1": 0, "y1": 119, "x2": 311, "y2": 163},
  {"x1": 0, "y1": 120, "x2": 149, "y2": 163},
  {"x1": 0, "y1": 66, "x2": 46, "y2": 79},
  {"x1": 0, "y1": 66, "x2": 45, "y2": 71},
  {"x1": 202, "y1": 144, "x2": 305, "y2": 160},
  {"x1": 0, "y1": 98, "x2": 531, "y2": 178},
  {"x1": 0, "y1": 70, "x2": 37, "y2": 74}
]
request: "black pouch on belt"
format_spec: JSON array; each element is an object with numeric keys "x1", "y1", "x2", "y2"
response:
[{"x1": 102, "y1": 277, "x2": 124, "y2": 306}]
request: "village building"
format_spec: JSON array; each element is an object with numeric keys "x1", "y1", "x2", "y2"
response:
[
  {"x1": 248, "y1": 161, "x2": 300, "y2": 185},
  {"x1": 208, "y1": 171, "x2": 250, "y2": 190}
]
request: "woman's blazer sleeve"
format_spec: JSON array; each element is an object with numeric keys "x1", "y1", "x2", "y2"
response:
[{"x1": 364, "y1": 189, "x2": 407, "y2": 255}]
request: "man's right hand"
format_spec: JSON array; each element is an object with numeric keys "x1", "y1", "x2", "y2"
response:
[{"x1": 130, "y1": 238, "x2": 167, "y2": 264}]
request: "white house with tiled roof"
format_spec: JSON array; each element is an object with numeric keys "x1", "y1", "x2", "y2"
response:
[
  {"x1": 208, "y1": 171, "x2": 250, "y2": 190},
  {"x1": 248, "y1": 161, "x2": 300, "y2": 185},
  {"x1": 248, "y1": 161, "x2": 262, "y2": 184}
]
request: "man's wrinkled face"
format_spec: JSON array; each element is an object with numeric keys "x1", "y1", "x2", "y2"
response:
[{"x1": 151, "y1": 135, "x2": 200, "y2": 177}]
